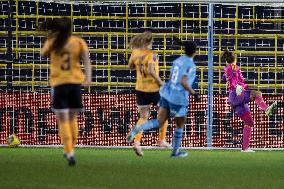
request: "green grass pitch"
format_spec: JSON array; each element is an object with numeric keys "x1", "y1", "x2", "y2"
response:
[{"x1": 0, "y1": 148, "x2": 283, "y2": 189}]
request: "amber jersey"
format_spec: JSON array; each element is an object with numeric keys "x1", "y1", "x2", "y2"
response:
[
  {"x1": 129, "y1": 49, "x2": 160, "y2": 92},
  {"x1": 41, "y1": 35, "x2": 89, "y2": 87}
]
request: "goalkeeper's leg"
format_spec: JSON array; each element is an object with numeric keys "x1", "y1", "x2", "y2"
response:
[
  {"x1": 250, "y1": 90, "x2": 278, "y2": 116},
  {"x1": 251, "y1": 90, "x2": 268, "y2": 110},
  {"x1": 240, "y1": 111, "x2": 254, "y2": 152}
]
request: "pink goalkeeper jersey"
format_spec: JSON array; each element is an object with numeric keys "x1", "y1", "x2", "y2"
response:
[{"x1": 223, "y1": 63, "x2": 248, "y2": 92}]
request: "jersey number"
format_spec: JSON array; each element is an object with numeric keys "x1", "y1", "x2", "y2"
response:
[
  {"x1": 60, "y1": 51, "x2": 71, "y2": 71},
  {"x1": 171, "y1": 66, "x2": 179, "y2": 84},
  {"x1": 137, "y1": 55, "x2": 147, "y2": 78}
]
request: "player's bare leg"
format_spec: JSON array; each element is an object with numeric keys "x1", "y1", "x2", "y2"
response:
[
  {"x1": 158, "y1": 120, "x2": 171, "y2": 148},
  {"x1": 127, "y1": 107, "x2": 168, "y2": 143},
  {"x1": 133, "y1": 105, "x2": 150, "y2": 156}
]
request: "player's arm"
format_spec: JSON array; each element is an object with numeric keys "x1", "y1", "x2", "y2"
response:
[
  {"x1": 226, "y1": 65, "x2": 244, "y2": 95},
  {"x1": 179, "y1": 63, "x2": 196, "y2": 94},
  {"x1": 225, "y1": 66, "x2": 238, "y2": 88},
  {"x1": 128, "y1": 56, "x2": 135, "y2": 70},
  {"x1": 80, "y1": 39, "x2": 92, "y2": 87},
  {"x1": 40, "y1": 38, "x2": 51, "y2": 57},
  {"x1": 238, "y1": 67, "x2": 247, "y2": 88},
  {"x1": 180, "y1": 76, "x2": 196, "y2": 95},
  {"x1": 148, "y1": 63, "x2": 164, "y2": 86},
  {"x1": 222, "y1": 73, "x2": 227, "y2": 82},
  {"x1": 82, "y1": 51, "x2": 92, "y2": 87},
  {"x1": 222, "y1": 64, "x2": 229, "y2": 82},
  {"x1": 148, "y1": 53, "x2": 164, "y2": 86},
  {"x1": 180, "y1": 65, "x2": 199, "y2": 97},
  {"x1": 40, "y1": 33, "x2": 58, "y2": 57},
  {"x1": 181, "y1": 75, "x2": 201, "y2": 101}
]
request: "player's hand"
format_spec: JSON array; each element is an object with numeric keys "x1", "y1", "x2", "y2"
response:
[
  {"x1": 236, "y1": 85, "x2": 243, "y2": 96},
  {"x1": 193, "y1": 93, "x2": 201, "y2": 102},
  {"x1": 82, "y1": 78, "x2": 92, "y2": 87},
  {"x1": 159, "y1": 81, "x2": 165, "y2": 87}
]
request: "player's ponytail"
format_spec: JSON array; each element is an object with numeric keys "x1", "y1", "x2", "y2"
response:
[
  {"x1": 129, "y1": 35, "x2": 139, "y2": 49},
  {"x1": 129, "y1": 31, "x2": 153, "y2": 49},
  {"x1": 173, "y1": 36, "x2": 197, "y2": 57},
  {"x1": 40, "y1": 17, "x2": 72, "y2": 53},
  {"x1": 221, "y1": 49, "x2": 235, "y2": 63},
  {"x1": 142, "y1": 31, "x2": 153, "y2": 45}
]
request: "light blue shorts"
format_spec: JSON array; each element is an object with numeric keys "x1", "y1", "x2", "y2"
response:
[{"x1": 159, "y1": 97, "x2": 188, "y2": 117}]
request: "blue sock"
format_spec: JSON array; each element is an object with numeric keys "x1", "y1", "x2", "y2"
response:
[
  {"x1": 172, "y1": 128, "x2": 184, "y2": 154},
  {"x1": 137, "y1": 119, "x2": 159, "y2": 132}
]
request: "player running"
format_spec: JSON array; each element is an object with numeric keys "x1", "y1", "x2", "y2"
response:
[
  {"x1": 40, "y1": 17, "x2": 92, "y2": 165},
  {"x1": 221, "y1": 49, "x2": 278, "y2": 152},
  {"x1": 127, "y1": 38, "x2": 199, "y2": 158},
  {"x1": 128, "y1": 31, "x2": 171, "y2": 156}
]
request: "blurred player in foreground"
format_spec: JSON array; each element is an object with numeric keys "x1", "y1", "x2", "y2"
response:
[
  {"x1": 127, "y1": 38, "x2": 200, "y2": 158},
  {"x1": 221, "y1": 49, "x2": 278, "y2": 152},
  {"x1": 40, "y1": 17, "x2": 92, "y2": 165},
  {"x1": 128, "y1": 31, "x2": 171, "y2": 156}
]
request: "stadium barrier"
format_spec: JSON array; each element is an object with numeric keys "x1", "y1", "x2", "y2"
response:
[
  {"x1": 0, "y1": 0, "x2": 283, "y2": 149},
  {"x1": 0, "y1": 92, "x2": 283, "y2": 148}
]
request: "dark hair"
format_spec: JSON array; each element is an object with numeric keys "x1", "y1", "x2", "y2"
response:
[
  {"x1": 221, "y1": 49, "x2": 235, "y2": 63},
  {"x1": 174, "y1": 36, "x2": 197, "y2": 57},
  {"x1": 40, "y1": 17, "x2": 72, "y2": 52}
]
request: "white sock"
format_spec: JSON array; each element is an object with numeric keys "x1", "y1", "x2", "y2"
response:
[{"x1": 67, "y1": 151, "x2": 74, "y2": 159}]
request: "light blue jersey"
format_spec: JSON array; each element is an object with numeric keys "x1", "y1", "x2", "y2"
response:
[{"x1": 160, "y1": 55, "x2": 196, "y2": 106}]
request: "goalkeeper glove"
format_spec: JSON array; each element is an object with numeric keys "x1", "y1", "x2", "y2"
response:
[{"x1": 236, "y1": 85, "x2": 243, "y2": 96}]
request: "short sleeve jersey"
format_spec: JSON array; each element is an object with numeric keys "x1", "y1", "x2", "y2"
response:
[
  {"x1": 160, "y1": 55, "x2": 196, "y2": 105},
  {"x1": 41, "y1": 35, "x2": 89, "y2": 87},
  {"x1": 129, "y1": 49, "x2": 160, "y2": 92}
]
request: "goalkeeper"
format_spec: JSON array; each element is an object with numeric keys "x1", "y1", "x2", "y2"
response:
[{"x1": 221, "y1": 49, "x2": 278, "y2": 152}]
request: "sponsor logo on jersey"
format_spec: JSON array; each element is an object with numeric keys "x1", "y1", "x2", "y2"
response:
[{"x1": 153, "y1": 54, "x2": 157, "y2": 61}]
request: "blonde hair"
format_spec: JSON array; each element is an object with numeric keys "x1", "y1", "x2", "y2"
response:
[{"x1": 129, "y1": 31, "x2": 153, "y2": 49}]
